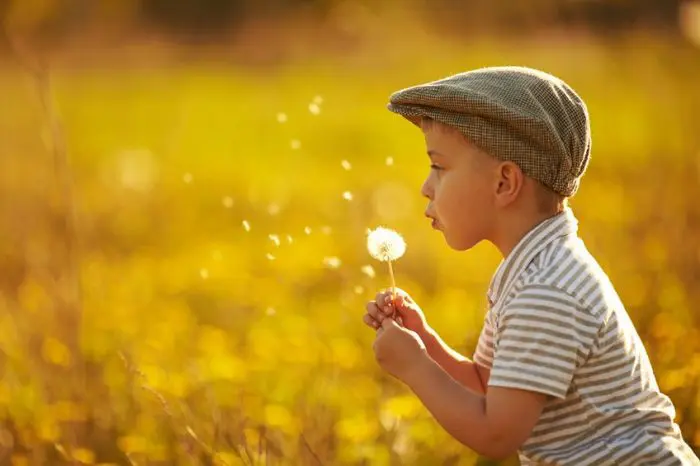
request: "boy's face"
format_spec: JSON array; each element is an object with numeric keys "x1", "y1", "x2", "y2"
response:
[{"x1": 421, "y1": 124, "x2": 498, "y2": 251}]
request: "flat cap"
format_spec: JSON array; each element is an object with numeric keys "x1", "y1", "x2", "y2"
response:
[{"x1": 387, "y1": 66, "x2": 591, "y2": 197}]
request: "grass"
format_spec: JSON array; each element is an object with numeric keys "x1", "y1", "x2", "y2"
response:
[{"x1": 0, "y1": 29, "x2": 699, "y2": 464}]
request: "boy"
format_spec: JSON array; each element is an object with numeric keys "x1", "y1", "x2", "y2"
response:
[{"x1": 362, "y1": 66, "x2": 700, "y2": 465}]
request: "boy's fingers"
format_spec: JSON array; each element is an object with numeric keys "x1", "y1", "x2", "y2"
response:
[
  {"x1": 363, "y1": 314, "x2": 380, "y2": 329},
  {"x1": 365, "y1": 302, "x2": 385, "y2": 322}
]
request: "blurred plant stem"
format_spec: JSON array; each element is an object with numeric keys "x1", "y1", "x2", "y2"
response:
[{"x1": 4, "y1": 27, "x2": 87, "y2": 461}]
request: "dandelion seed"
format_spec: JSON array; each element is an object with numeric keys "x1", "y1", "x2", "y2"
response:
[
  {"x1": 268, "y1": 234, "x2": 281, "y2": 247},
  {"x1": 267, "y1": 203, "x2": 281, "y2": 216},
  {"x1": 183, "y1": 173, "x2": 193, "y2": 184},
  {"x1": 342, "y1": 191, "x2": 353, "y2": 201},
  {"x1": 323, "y1": 256, "x2": 342, "y2": 269},
  {"x1": 222, "y1": 196, "x2": 234, "y2": 208},
  {"x1": 266, "y1": 307, "x2": 276, "y2": 316},
  {"x1": 361, "y1": 265, "x2": 376, "y2": 278},
  {"x1": 290, "y1": 139, "x2": 301, "y2": 150},
  {"x1": 385, "y1": 156, "x2": 394, "y2": 166},
  {"x1": 321, "y1": 226, "x2": 332, "y2": 235},
  {"x1": 313, "y1": 95, "x2": 323, "y2": 105},
  {"x1": 276, "y1": 112, "x2": 288, "y2": 123},
  {"x1": 286, "y1": 234, "x2": 293, "y2": 244},
  {"x1": 309, "y1": 103, "x2": 321, "y2": 115},
  {"x1": 367, "y1": 227, "x2": 407, "y2": 302},
  {"x1": 304, "y1": 226, "x2": 312, "y2": 235},
  {"x1": 341, "y1": 160, "x2": 352, "y2": 171},
  {"x1": 354, "y1": 285, "x2": 365, "y2": 295},
  {"x1": 200, "y1": 268, "x2": 209, "y2": 279},
  {"x1": 242, "y1": 220, "x2": 251, "y2": 232},
  {"x1": 266, "y1": 253, "x2": 276, "y2": 261}
]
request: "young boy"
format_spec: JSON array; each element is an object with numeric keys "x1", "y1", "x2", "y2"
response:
[{"x1": 362, "y1": 66, "x2": 700, "y2": 465}]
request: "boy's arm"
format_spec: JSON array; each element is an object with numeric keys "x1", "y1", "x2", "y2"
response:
[
  {"x1": 419, "y1": 327, "x2": 491, "y2": 395},
  {"x1": 404, "y1": 354, "x2": 547, "y2": 460}
]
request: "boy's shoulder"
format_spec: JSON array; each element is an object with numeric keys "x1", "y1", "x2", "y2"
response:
[{"x1": 519, "y1": 234, "x2": 617, "y2": 314}]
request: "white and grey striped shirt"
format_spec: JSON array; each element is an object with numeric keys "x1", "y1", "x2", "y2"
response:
[{"x1": 474, "y1": 208, "x2": 699, "y2": 465}]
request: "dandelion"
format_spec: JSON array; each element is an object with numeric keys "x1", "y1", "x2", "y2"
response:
[
  {"x1": 342, "y1": 191, "x2": 353, "y2": 201},
  {"x1": 268, "y1": 234, "x2": 281, "y2": 247},
  {"x1": 242, "y1": 220, "x2": 251, "y2": 232},
  {"x1": 341, "y1": 160, "x2": 352, "y2": 171},
  {"x1": 367, "y1": 227, "x2": 406, "y2": 302},
  {"x1": 276, "y1": 112, "x2": 288, "y2": 123}
]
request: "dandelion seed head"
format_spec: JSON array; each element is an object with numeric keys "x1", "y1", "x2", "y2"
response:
[{"x1": 367, "y1": 227, "x2": 406, "y2": 262}]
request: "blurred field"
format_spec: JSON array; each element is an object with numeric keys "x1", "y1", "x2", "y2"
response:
[{"x1": 1, "y1": 29, "x2": 700, "y2": 465}]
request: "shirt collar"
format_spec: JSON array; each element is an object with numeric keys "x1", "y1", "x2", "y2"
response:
[{"x1": 487, "y1": 208, "x2": 579, "y2": 308}]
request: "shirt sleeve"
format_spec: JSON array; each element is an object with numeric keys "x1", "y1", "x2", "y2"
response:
[
  {"x1": 488, "y1": 284, "x2": 599, "y2": 399},
  {"x1": 473, "y1": 308, "x2": 496, "y2": 369}
]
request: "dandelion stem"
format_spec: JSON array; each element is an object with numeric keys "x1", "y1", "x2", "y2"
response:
[{"x1": 387, "y1": 260, "x2": 396, "y2": 309}]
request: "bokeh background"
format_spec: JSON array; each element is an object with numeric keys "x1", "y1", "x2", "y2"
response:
[{"x1": 1, "y1": 0, "x2": 700, "y2": 464}]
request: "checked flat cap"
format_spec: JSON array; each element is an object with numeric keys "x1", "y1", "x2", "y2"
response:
[{"x1": 387, "y1": 66, "x2": 591, "y2": 197}]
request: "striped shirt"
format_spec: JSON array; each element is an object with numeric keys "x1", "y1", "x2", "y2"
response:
[{"x1": 473, "y1": 208, "x2": 700, "y2": 465}]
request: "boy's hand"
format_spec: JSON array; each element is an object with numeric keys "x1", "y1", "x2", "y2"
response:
[
  {"x1": 373, "y1": 317, "x2": 428, "y2": 382},
  {"x1": 363, "y1": 288, "x2": 428, "y2": 336}
]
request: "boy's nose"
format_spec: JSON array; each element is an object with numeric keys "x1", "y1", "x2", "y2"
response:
[{"x1": 421, "y1": 178, "x2": 434, "y2": 200}]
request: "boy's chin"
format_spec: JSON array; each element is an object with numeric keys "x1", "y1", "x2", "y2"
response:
[{"x1": 444, "y1": 233, "x2": 480, "y2": 252}]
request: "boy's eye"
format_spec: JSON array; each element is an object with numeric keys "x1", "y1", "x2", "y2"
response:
[{"x1": 430, "y1": 164, "x2": 443, "y2": 171}]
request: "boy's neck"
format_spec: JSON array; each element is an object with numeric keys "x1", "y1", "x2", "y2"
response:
[{"x1": 492, "y1": 209, "x2": 564, "y2": 259}]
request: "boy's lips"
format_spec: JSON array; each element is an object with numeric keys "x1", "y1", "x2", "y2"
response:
[{"x1": 425, "y1": 212, "x2": 441, "y2": 230}]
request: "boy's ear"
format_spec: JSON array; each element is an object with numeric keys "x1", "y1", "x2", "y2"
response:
[{"x1": 494, "y1": 161, "x2": 524, "y2": 206}]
